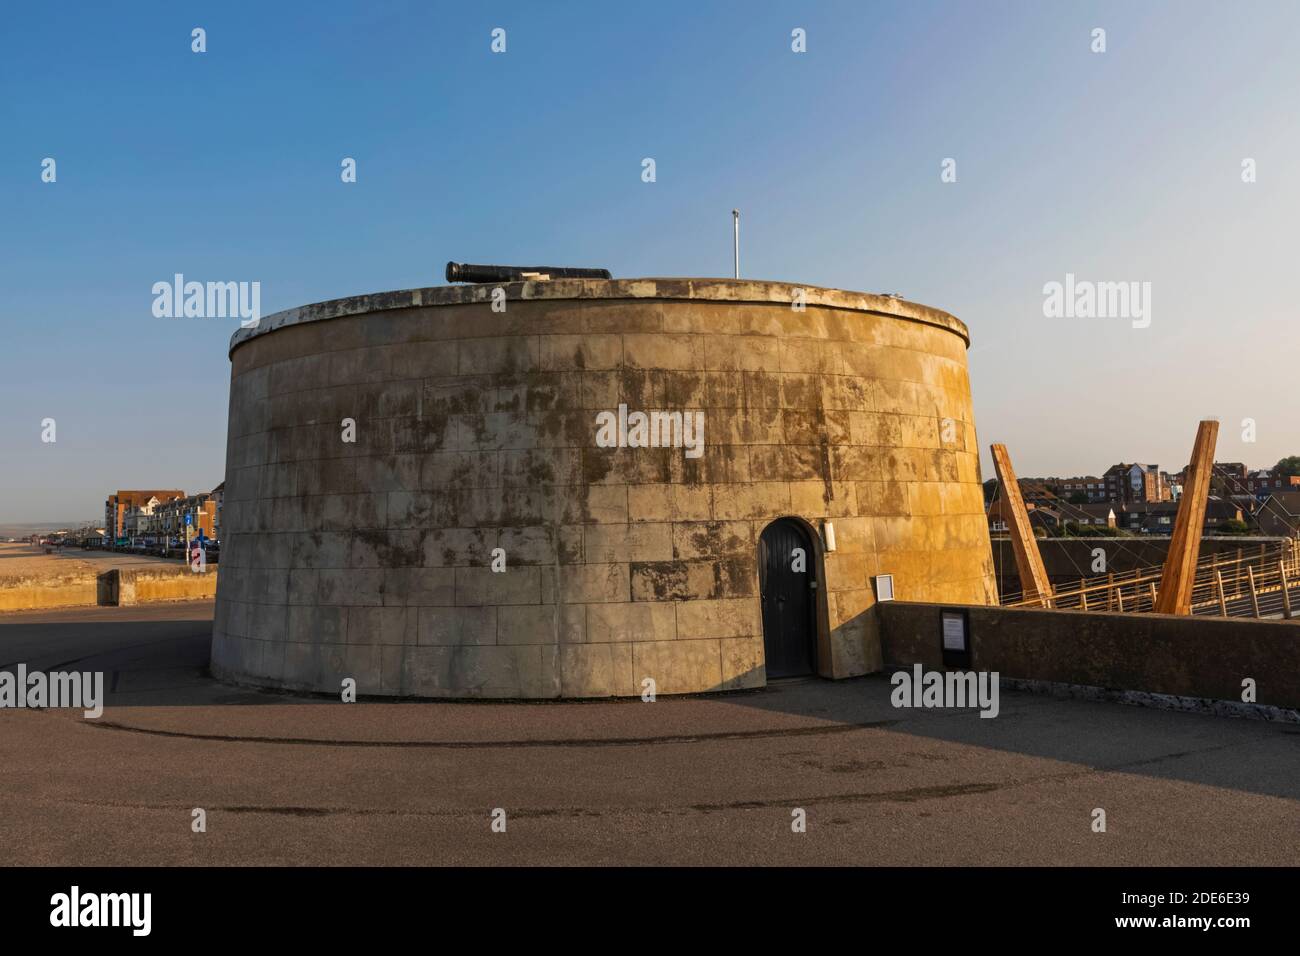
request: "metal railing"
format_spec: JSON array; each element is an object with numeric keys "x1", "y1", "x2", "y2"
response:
[{"x1": 999, "y1": 539, "x2": 1300, "y2": 619}]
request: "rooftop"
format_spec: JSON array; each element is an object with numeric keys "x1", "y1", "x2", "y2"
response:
[{"x1": 228, "y1": 278, "x2": 970, "y2": 355}]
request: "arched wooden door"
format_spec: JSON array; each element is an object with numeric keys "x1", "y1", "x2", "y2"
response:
[{"x1": 758, "y1": 518, "x2": 817, "y2": 679}]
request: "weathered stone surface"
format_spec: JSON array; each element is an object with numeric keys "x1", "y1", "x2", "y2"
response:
[{"x1": 212, "y1": 279, "x2": 995, "y2": 698}]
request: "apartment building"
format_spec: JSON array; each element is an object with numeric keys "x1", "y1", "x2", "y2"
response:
[
  {"x1": 1057, "y1": 476, "x2": 1107, "y2": 502},
  {"x1": 1103, "y1": 463, "x2": 1170, "y2": 504},
  {"x1": 1115, "y1": 498, "x2": 1242, "y2": 534},
  {"x1": 210, "y1": 481, "x2": 224, "y2": 541},
  {"x1": 153, "y1": 493, "x2": 217, "y2": 543},
  {"x1": 104, "y1": 489, "x2": 184, "y2": 542},
  {"x1": 1245, "y1": 470, "x2": 1300, "y2": 498}
]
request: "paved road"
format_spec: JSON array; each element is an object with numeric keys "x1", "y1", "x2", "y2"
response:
[
  {"x1": 0, "y1": 602, "x2": 1296, "y2": 865},
  {"x1": 0, "y1": 542, "x2": 183, "y2": 575},
  {"x1": 49, "y1": 549, "x2": 185, "y2": 569}
]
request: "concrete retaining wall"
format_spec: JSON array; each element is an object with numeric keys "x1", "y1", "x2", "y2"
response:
[
  {"x1": 0, "y1": 566, "x2": 216, "y2": 612},
  {"x1": 99, "y1": 566, "x2": 219, "y2": 606},
  {"x1": 0, "y1": 571, "x2": 99, "y2": 612},
  {"x1": 877, "y1": 600, "x2": 1300, "y2": 709}
]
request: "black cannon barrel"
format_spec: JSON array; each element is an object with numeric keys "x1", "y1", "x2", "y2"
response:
[{"x1": 445, "y1": 261, "x2": 613, "y2": 283}]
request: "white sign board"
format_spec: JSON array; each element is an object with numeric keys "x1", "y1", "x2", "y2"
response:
[{"x1": 941, "y1": 612, "x2": 966, "y2": 651}]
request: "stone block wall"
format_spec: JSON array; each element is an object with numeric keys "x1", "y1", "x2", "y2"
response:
[{"x1": 211, "y1": 279, "x2": 996, "y2": 697}]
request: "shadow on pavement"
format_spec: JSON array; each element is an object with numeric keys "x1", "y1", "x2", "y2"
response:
[{"x1": 2, "y1": 602, "x2": 1297, "y2": 804}]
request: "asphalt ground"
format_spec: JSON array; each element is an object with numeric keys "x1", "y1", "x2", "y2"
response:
[
  {"x1": 0, "y1": 542, "x2": 182, "y2": 577},
  {"x1": 0, "y1": 601, "x2": 1296, "y2": 865}
]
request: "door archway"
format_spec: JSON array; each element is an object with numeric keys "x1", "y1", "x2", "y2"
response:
[{"x1": 758, "y1": 518, "x2": 818, "y2": 679}]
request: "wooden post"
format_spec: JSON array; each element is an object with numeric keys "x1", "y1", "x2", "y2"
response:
[
  {"x1": 1107, "y1": 572, "x2": 1114, "y2": 611},
  {"x1": 1235, "y1": 548, "x2": 1242, "y2": 596},
  {"x1": 1149, "y1": 581, "x2": 1158, "y2": 611},
  {"x1": 1116, "y1": 588, "x2": 1124, "y2": 612},
  {"x1": 990, "y1": 443, "x2": 1053, "y2": 608},
  {"x1": 1216, "y1": 570, "x2": 1228, "y2": 615},
  {"x1": 1281, "y1": 561, "x2": 1294, "y2": 620},
  {"x1": 1155, "y1": 421, "x2": 1219, "y2": 615},
  {"x1": 1080, "y1": 585, "x2": 1088, "y2": 611},
  {"x1": 1247, "y1": 566, "x2": 1260, "y2": 618}
]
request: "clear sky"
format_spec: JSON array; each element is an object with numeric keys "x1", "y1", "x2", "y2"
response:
[{"x1": 2, "y1": 1, "x2": 1297, "y2": 523}]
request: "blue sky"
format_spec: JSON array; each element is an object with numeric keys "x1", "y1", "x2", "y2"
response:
[{"x1": 2, "y1": 1, "x2": 1297, "y2": 522}]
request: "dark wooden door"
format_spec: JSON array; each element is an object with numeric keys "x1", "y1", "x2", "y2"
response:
[{"x1": 758, "y1": 519, "x2": 816, "y2": 679}]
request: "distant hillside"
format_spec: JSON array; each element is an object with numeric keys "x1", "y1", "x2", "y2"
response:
[{"x1": 0, "y1": 521, "x2": 99, "y2": 540}]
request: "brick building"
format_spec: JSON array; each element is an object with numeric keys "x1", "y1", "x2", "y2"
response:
[
  {"x1": 1245, "y1": 470, "x2": 1300, "y2": 499},
  {"x1": 1103, "y1": 463, "x2": 1170, "y2": 504},
  {"x1": 210, "y1": 482, "x2": 225, "y2": 542},
  {"x1": 1058, "y1": 476, "x2": 1107, "y2": 502},
  {"x1": 153, "y1": 493, "x2": 217, "y2": 544},
  {"x1": 1115, "y1": 498, "x2": 1242, "y2": 534},
  {"x1": 104, "y1": 490, "x2": 184, "y2": 543}
]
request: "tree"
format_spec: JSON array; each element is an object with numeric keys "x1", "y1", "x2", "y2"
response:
[
  {"x1": 1061, "y1": 522, "x2": 1129, "y2": 538},
  {"x1": 1274, "y1": 456, "x2": 1300, "y2": 477},
  {"x1": 1216, "y1": 519, "x2": 1251, "y2": 536}
]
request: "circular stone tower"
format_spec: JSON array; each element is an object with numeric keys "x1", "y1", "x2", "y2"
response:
[{"x1": 211, "y1": 279, "x2": 996, "y2": 698}]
